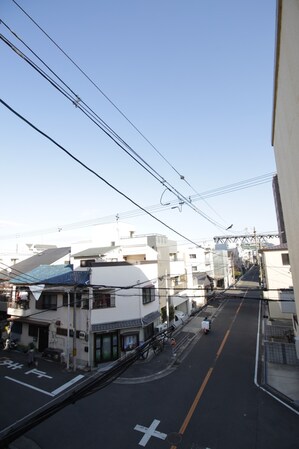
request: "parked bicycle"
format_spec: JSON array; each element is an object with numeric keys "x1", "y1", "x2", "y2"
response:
[{"x1": 152, "y1": 339, "x2": 164, "y2": 355}]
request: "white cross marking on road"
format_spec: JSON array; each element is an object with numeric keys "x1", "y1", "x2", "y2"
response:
[{"x1": 134, "y1": 419, "x2": 167, "y2": 447}]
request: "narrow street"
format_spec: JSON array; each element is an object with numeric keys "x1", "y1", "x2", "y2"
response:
[{"x1": 1, "y1": 267, "x2": 298, "y2": 449}]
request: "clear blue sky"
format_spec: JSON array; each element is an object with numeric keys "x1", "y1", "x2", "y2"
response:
[{"x1": 0, "y1": 0, "x2": 278, "y2": 248}]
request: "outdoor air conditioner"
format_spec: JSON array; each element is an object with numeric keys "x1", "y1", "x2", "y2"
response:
[{"x1": 79, "y1": 331, "x2": 86, "y2": 340}]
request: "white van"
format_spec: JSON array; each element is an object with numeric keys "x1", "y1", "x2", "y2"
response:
[{"x1": 172, "y1": 311, "x2": 188, "y2": 328}]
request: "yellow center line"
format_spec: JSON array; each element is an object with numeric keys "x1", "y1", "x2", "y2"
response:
[
  {"x1": 216, "y1": 329, "x2": 230, "y2": 359},
  {"x1": 170, "y1": 300, "x2": 244, "y2": 448},
  {"x1": 178, "y1": 367, "x2": 213, "y2": 436}
]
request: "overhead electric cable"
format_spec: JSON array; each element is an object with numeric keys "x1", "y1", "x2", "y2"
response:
[
  {"x1": 0, "y1": 172, "x2": 275, "y2": 241},
  {"x1": 10, "y1": 0, "x2": 229, "y2": 227},
  {"x1": 0, "y1": 98, "x2": 205, "y2": 249},
  {"x1": 0, "y1": 30, "x2": 227, "y2": 231}
]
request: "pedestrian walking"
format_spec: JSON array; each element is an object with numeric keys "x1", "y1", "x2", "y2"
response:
[
  {"x1": 27, "y1": 348, "x2": 34, "y2": 367},
  {"x1": 170, "y1": 337, "x2": 176, "y2": 356}
]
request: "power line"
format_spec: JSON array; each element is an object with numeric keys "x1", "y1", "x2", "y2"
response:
[
  {"x1": 0, "y1": 23, "x2": 227, "y2": 232},
  {"x1": 10, "y1": 0, "x2": 229, "y2": 227},
  {"x1": 0, "y1": 98, "x2": 205, "y2": 249},
  {"x1": 0, "y1": 172, "x2": 274, "y2": 241}
]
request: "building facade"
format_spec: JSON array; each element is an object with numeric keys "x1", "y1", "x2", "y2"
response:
[{"x1": 272, "y1": 0, "x2": 299, "y2": 354}]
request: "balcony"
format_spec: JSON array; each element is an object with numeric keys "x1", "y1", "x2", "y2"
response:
[{"x1": 7, "y1": 300, "x2": 32, "y2": 317}]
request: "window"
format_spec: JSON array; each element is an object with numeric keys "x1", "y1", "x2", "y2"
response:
[
  {"x1": 192, "y1": 265, "x2": 197, "y2": 272},
  {"x1": 80, "y1": 259, "x2": 95, "y2": 267},
  {"x1": 63, "y1": 292, "x2": 82, "y2": 307},
  {"x1": 189, "y1": 254, "x2": 196, "y2": 259},
  {"x1": 281, "y1": 253, "x2": 290, "y2": 265},
  {"x1": 93, "y1": 289, "x2": 115, "y2": 309},
  {"x1": 81, "y1": 292, "x2": 89, "y2": 309},
  {"x1": 36, "y1": 293, "x2": 57, "y2": 310},
  {"x1": 122, "y1": 334, "x2": 139, "y2": 351},
  {"x1": 174, "y1": 276, "x2": 179, "y2": 286},
  {"x1": 142, "y1": 286, "x2": 155, "y2": 304}
]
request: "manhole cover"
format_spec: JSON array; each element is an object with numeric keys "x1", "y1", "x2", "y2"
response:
[{"x1": 167, "y1": 432, "x2": 182, "y2": 445}]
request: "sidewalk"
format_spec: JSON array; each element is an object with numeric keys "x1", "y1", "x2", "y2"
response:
[
  {"x1": 115, "y1": 307, "x2": 217, "y2": 384},
  {"x1": 259, "y1": 313, "x2": 299, "y2": 412},
  {"x1": 116, "y1": 303, "x2": 299, "y2": 414}
]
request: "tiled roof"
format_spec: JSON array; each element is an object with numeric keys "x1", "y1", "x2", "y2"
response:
[
  {"x1": 259, "y1": 243, "x2": 288, "y2": 252},
  {"x1": 0, "y1": 247, "x2": 71, "y2": 282},
  {"x1": 91, "y1": 311, "x2": 160, "y2": 332},
  {"x1": 9, "y1": 264, "x2": 89, "y2": 286}
]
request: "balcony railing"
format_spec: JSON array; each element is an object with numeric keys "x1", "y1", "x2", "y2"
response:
[{"x1": 7, "y1": 300, "x2": 32, "y2": 317}]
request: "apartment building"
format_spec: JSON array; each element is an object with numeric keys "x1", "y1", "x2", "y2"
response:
[{"x1": 271, "y1": 0, "x2": 299, "y2": 354}]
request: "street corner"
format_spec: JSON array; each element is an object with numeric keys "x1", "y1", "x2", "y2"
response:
[{"x1": 0, "y1": 351, "x2": 86, "y2": 398}]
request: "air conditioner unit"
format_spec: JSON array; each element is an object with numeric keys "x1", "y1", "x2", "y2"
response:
[{"x1": 79, "y1": 331, "x2": 86, "y2": 340}]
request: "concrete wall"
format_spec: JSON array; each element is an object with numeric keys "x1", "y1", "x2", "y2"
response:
[
  {"x1": 90, "y1": 262, "x2": 160, "y2": 325},
  {"x1": 272, "y1": 0, "x2": 299, "y2": 346}
]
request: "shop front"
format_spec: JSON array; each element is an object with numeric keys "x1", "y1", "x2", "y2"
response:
[{"x1": 94, "y1": 331, "x2": 119, "y2": 364}]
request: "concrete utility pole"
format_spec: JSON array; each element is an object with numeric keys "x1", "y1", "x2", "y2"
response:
[
  {"x1": 88, "y1": 286, "x2": 93, "y2": 369},
  {"x1": 165, "y1": 271, "x2": 170, "y2": 327},
  {"x1": 66, "y1": 290, "x2": 70, "y2": 370},
  {"x1": 73, "y1": 288, "x2": 77, "y2": 372}
]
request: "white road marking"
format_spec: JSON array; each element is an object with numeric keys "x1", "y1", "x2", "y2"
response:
[
  {"x1": 25, "y1": 368, "x2": 53, "y2": 379},
  {"x1": 51, "y1": 375, "x2": 84, "y2": 395},
  {"x1": 4, "y1": 374, "x2": 84, "y2": 397},
  {"x1": 5, "y1": 377, "x2": 53, "y2": 396},
  {"x1": 134, "y1": 419, "x2": 167, "y2": 447}
]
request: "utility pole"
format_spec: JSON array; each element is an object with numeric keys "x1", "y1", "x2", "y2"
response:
[
  {"x1": 88, "y1": 286, "x2": 93, "y2": 369},
  {"x1": 165, "y1": 271, "x2": 169, "y2": 327},
  {"x1": 66, "y1": 290, "x2": 70, "y2": 370},
  {"x1": 73, "y1": 288, "x2": 77, "y2": 372}
]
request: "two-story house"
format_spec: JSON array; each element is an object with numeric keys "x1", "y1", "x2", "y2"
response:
[
  {"x1": 6, "y1": 258, "x2": 161, "y2": 369},
  {"x1": 260, "y1": 245, "x2": 295, "y2": 321}
]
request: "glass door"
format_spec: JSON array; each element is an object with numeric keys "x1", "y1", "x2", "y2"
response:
[{"x1": 94, "y1": 332, "x2": 119, "y2": 364}]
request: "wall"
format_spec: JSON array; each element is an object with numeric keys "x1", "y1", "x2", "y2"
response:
[
  {"x1": 272, "y1": 0, "x2": 299, "y2": 348},
  {"x1": 262, "y1": 249, "x2": 293, "y2": 320},
  {"x1": 90, "y1": 262, "x2": 160, "y2": 325}
]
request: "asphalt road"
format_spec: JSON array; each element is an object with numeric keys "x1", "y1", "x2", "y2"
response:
[{"x1": 1, "y1": 267, "x2": 299, "y2": 448}]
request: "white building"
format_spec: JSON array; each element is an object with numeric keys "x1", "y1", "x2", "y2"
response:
[
  {"x1": 6, "y1": 260, "x2": 161, "y2": 368},
  {"x1": 260, "y1": 245, "x2": 295, "y2": 320},
  {"x1": 272, "y1": 0, "x2": 299, "y2": 354}
]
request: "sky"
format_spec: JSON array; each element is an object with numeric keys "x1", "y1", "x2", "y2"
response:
[{"x1": 0, "y1": 0, "x2": 278, "y2": 251}]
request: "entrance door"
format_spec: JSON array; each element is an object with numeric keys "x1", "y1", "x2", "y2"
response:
[
  {"x1": 38, "y1": 326, "x2": 49, "y2": 352},
  {"x1": 95, "y1": 332, "x2": 118, "y2": 364}
]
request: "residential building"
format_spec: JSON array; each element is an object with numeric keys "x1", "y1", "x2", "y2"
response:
[
  {"x1": 175, "y1": 245, "x2": 215, "y2": 313},
  {"x1": 213, "y1": 246, "x2": 233, "y2": 288},
  {"x1": 0, "y1": 247, "x2": 71, "y2": 316},
  {"x1": 260, "y1": 245, "x2": 295, "y2": 320},
  {"x1": 271, "y1": 0, "x2": 299, "y2": 355},
  {"x1": 5, "y1": 259, "x2": 161, "y2": 368}
]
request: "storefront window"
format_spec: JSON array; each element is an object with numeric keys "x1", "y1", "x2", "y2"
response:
[{"x1": 122, "y1": 334, "x2": 139, "y2": 351}]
